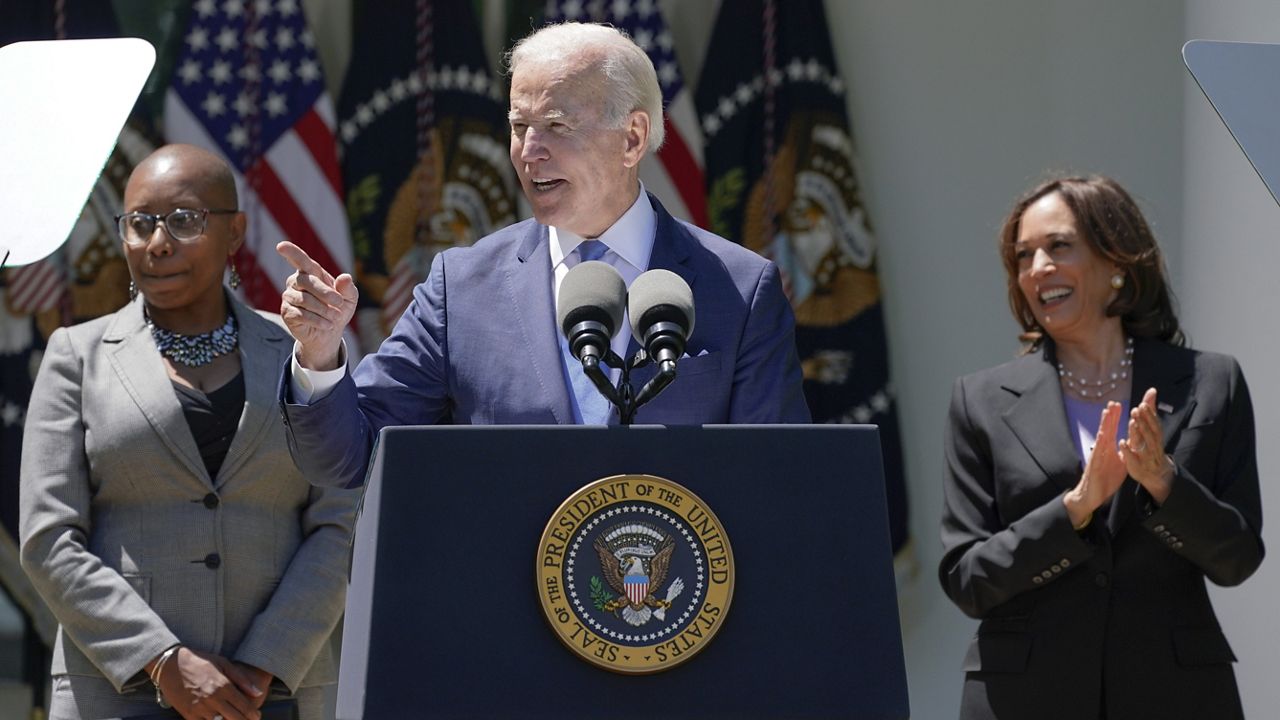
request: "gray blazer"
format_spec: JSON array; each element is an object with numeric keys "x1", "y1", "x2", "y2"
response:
[{"x1": 20, "y1": 294, "x2": 360, "y2": 695}]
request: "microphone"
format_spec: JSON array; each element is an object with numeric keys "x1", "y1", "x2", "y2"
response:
[
  {"x1": 557, "y1": 261, "x2": 627, "y2": 414},
  {"x1": 628, "y1": 269, "x2": 695, "y2": 375},
  {"x1": 558, "y1": 260, "x2": 626, "y2": 365}
]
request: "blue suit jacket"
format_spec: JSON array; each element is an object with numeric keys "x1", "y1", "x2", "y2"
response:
[{"x1": 282, "y1": 194, "x2": 809, "y2": 487}]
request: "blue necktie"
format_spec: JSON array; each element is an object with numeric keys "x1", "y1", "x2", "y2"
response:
[{"x1": 562, "y1": 241, "x2": 614, "y2": 424}]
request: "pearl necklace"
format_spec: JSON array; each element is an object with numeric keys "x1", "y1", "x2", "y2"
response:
[
  {"x1": 1057, "y1": 337, "x2": 1134, "y2": 400},
  {"x1": 148, "y1": 313, "x2": 238, "y2": 368}
]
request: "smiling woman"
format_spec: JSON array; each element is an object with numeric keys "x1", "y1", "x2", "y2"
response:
[{"x1": 937, "y1": 175, "x2": 1264, "y2": 720}]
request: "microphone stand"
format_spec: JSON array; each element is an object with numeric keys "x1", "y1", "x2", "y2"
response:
[
  {"x1": 611, "y1": 349, "x2": 677, "y2": 426},
  {"x1": 575, "y1": 337, "x2": 679, "y2": 427},
  {"x1": 582, "y1": 349, "x2": 626, "y2": 412}
]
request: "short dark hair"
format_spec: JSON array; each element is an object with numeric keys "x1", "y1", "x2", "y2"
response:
[{"x1": 998, "y1": 175, "x2": 1183, "y2": 349}]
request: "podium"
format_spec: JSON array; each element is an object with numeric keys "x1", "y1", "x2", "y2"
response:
[{"x1": 336, "y1": 425, "x2": 908, "y2": 719}]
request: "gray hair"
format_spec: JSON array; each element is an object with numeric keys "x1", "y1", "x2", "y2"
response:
[{"x1": 506, "y1": 22, "x2": 665, "y2": 153}]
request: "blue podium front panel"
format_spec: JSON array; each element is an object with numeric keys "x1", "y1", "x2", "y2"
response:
[{"x1": 338, "y1": 425, "x2": 908, "y2": 719}]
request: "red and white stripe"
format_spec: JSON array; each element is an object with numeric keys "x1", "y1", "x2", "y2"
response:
[
  {"x1": 624, "y1": 578, "x2": 649, "y2": 606},
  {"x1": 5, "y1": 255, "x2": 65, "y2": 314},
  {"x1": 383, "y1": 255, "x2": 420, "y2": 333},
  {"x1": 641, "y1": 85, "x2": 708, "y2": 229}
]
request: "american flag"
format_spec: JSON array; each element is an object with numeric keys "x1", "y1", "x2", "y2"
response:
[
  {"x1": 545, "y1": 0, "x2": 708, "y2": 228},
  {"x1": 4, "y1": 252, "x2": 65, "y2": 315},
  {"x1": 163, "y1": 0, "x2": 353, "y2": 316}
]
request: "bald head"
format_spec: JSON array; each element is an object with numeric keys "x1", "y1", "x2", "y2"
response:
[{"x1": 130, "y1": 144, "x2": 239, "y2": 210}]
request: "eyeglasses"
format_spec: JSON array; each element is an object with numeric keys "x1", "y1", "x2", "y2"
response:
[{"x1": 114, "y1": 208, "x2": 238, "y2": 246}]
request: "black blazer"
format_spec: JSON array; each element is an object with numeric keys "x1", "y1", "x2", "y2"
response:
[{"x1": 939, "y1": 338, "x2": 1263, "y2": 720}]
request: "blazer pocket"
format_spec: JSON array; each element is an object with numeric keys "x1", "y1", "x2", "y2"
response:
[
  {"x1": 961, "y1": 632, "x2": 1032, "y2": 673},
  {"x1": 672, "y1": 351, "x2": 722, "y2": 377},
  {"x1": 1173, "y1": 627, "x2": 1237, "y2": 667}
]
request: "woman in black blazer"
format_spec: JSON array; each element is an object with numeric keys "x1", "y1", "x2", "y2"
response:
[{"x1": 939, "y1": 176, "x2": 1263, "y2": 720}]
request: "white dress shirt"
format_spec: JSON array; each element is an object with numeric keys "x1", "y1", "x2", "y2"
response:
[{"x1": 291, "y1": 185, "x2": 657, "y2": 403}]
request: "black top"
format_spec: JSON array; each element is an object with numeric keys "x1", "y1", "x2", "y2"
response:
[{"x1": 173, "y1": 371, "x2": 245, "y2": 479}]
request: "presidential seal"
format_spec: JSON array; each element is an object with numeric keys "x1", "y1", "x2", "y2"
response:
[{"x1": 537, "y1": 475, "x2": 735, "y2": 674}]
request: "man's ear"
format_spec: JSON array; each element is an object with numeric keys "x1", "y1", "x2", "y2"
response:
[{"x1": 621, "y1": 110, "x2": 650, "y2": 169}]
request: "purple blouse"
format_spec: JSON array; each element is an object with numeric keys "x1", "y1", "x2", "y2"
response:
[{"x1": 1063, "y1": 395, "x2": 1130, "y2": 465}]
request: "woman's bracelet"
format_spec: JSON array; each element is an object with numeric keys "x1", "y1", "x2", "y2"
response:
[{"x1": 149, "y1": 644, "x2": 182, "y2": 708}]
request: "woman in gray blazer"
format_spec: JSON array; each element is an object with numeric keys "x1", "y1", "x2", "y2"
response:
[
  {"x1": 939, "y1": 176, "x2": 1263, "y2": 720},
  {"x1": 20, "y1": 144, "x2": 360, "y2": 720}
]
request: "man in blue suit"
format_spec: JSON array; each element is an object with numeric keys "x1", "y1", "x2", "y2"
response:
[{"x1": 278, "y1": 22, "x2": 809, "y2": 488}]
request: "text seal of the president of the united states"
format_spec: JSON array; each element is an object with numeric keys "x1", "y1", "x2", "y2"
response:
[{"x1": 537, "y1": 474, "x2": 735, "y2": 674}]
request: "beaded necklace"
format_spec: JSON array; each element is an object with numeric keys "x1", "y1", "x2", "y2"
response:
[
  {"x1": 147, "y1": 312, "x2": 238, "y2": 368},
  {"x1": 1057, "y1": 337, "x2": 1133, "y2": 400}
]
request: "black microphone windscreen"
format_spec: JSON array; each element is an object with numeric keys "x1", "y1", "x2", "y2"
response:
[
  {"x1": 557, "y1": 260, "x2": 627, "y2": 337},
  {"x1": 628, "y1": 269, "x2": 695, "y2": 339}
]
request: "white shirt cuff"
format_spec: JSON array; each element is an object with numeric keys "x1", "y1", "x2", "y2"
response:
[{"x1": 290, "y1": 340, "x2": 348, "y2": 404}]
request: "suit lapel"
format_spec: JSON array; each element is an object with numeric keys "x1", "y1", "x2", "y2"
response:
[
  {"x1": 1000, "y1": 349, "x2": 1081, "y2": 493},
  {"x1": 1133, "y1": 338, "x2": 1197, "y2": 451},
  {"x1": 508, "y1": 222, "x2": 573, "y2": 423},
  {"x1": 645, "y1": 193, "x2": 698, "y2": 287},
  {"x1": 215, "y1": 300, "x2": 286, "y2": 488},
  {"x1": 1108, "y1": 338, "x2": 1197, "y2": 532},
  {"x1": 629, "y1": 194, "x2": 699, "y2": 369},
  {"x1": 103, "y1": 297, "x2": 209, "y2": 485}
]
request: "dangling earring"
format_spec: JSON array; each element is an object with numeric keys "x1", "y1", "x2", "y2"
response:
[
  {"x1": 129, "y1": 279, "x2": 138, "y2": 301},
  {"x1": 228, "y1": 259, "x2": 241, "y2": 290},
  {"x1": 1110, "y1": 273, "x2": 1125, "y2": 289}
]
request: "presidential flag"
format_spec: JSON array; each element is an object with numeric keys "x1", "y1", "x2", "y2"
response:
[
  {"x1": 696, "y1": 0, "x2": 908, "y2": 555},
  {"x1": 544, "y1": 0, "x2": 708, "y2": 228},
  {"x1": 163, "y1": 0, "x2": 353, "y2": 315},
  {"x1": 338, "y1": 1, "x2": 518, "y2": 344}
]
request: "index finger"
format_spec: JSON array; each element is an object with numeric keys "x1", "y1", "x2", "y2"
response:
[
  {"x1": 1095, "y1": 401, "x2": 1121, "y2": 442},
  {"x1": 1141, "y1": 387, "x2": 1158, "y2": 410},
  {"x1": 277, "y1": 241, "x2": 336, "y2": 285}
]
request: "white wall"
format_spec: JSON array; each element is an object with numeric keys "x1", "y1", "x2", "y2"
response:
[
  {"x1": 1184, "y1": 3, "x2": 1280, "y2": 717},
  {"x1": 817, "y1": 2, "x2": 1187, "y2": 717}
]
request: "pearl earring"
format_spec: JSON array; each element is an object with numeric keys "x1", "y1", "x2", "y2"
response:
[{"x1": 1110, "y1": 274, "x2": 1124, "y2": 289}]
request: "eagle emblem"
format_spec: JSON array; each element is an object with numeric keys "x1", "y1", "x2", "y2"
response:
[
  {"x1": 539, "y1": 475, "x2": 735, "y2": 673},
  {"x1": 593, "y1": 523, "x2": 685, "y2": 627}
]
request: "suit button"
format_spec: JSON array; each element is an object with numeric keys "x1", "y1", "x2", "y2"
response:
[
  {"x1": 1159, "y1": 530, "x2": 1171, "y2": 539},
  {"x1": 1153, "y1": 524, "x2": 1166, "y2": 533},
  {"x1": 1032, "y1": 575, "x2": 1043, "y2": 584},
  {"x1": 204, "y1": 553, "x2": 221, "y2": 569},
  {"x1": 1041, "y1": 570, "x2": 1053, "y2": 580},
  {"x1": 1094, "y1": 572, "x2": 1109, "y2": 587},
  {"x1": 203, "y1": 493, "x2": 219, "y2": 509},
  {"x1": 1060, "y1": 558, "x2": 1071, "y2": 568},
  {"x1": 1051, "y1": 564, "x2": 1062, "y2": 573},
  {"x1": 1172, "y1": 542, "x2": 1184, "y2": 549}
]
